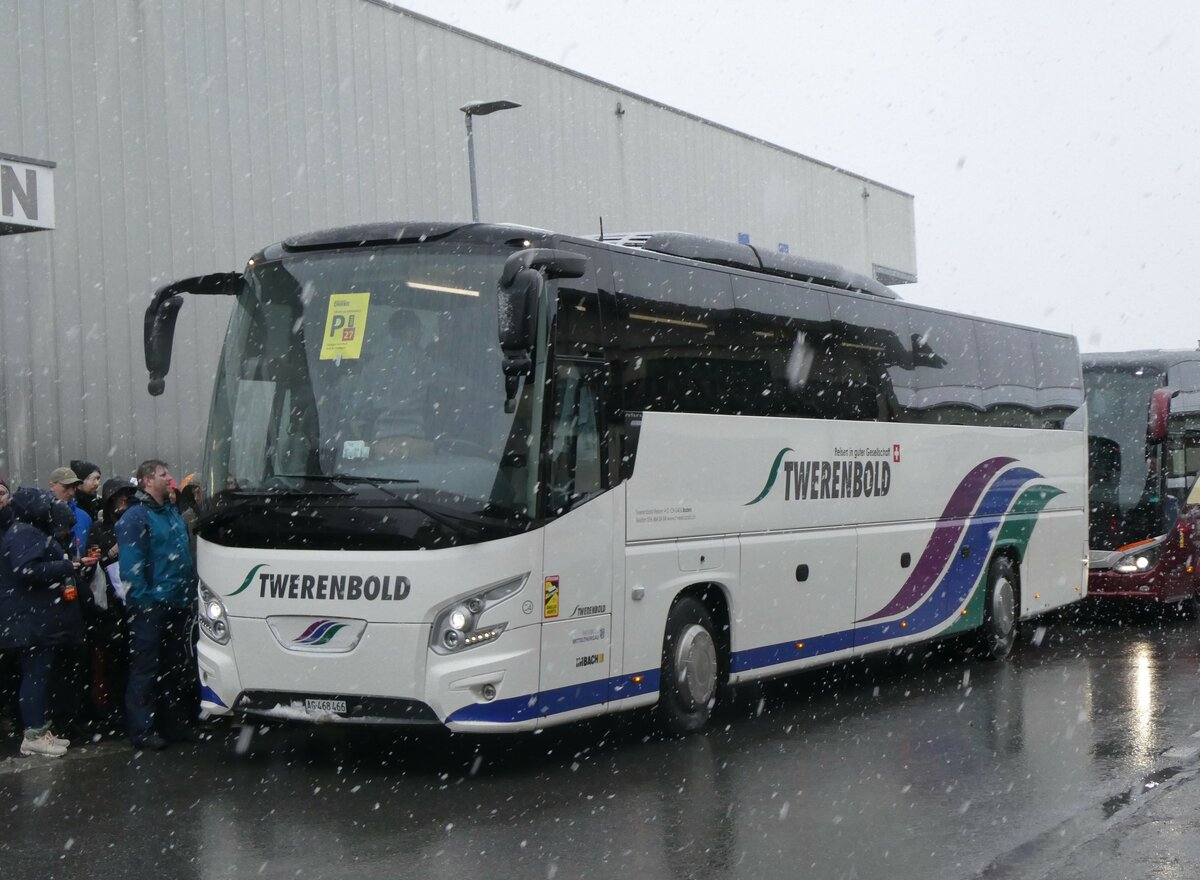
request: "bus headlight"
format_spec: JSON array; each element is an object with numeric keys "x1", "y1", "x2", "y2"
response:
[
  {"x1": 1114, "y1": 537, "x2": 1165, "y2": 574},
  {"x1": 198, "y1": 580, "x2": 231, "y2": 645},
  {"x1": 431, "y1": 573, "x2": 528, "y2": 654}
]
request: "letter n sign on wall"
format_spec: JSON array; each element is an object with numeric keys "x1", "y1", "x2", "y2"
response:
[{"x1": 0, "y1": 154, "x2": 56, "y2": 234}]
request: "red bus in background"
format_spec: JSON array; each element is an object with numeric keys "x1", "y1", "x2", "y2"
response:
[{"x1": 1083, "y1": 349, "x2": 1200, "y2": 611}]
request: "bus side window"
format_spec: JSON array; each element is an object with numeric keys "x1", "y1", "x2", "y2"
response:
[{"x1": 548, "y1": 361, "x2": 606, "y2": 515}]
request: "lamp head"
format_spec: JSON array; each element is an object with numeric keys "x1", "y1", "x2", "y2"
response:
[{"x1": 460, "y1": 99, "x2": 521, "y2": 117}]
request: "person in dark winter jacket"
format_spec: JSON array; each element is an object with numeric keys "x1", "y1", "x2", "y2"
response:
[
  {"x1": 81, "y1": 477, "x2": 137, "y2": 729},
  {"x1": 92, "y1": 477, "x2": 137, "y2": 579},
  {"x1": 0, "y1": 488, "x2": 86, "y2": 757},
  {"x1": 0, "y1": 477, "x2": 16, "y2": 732},
  {"x1": 70, "y1": 460, "x2": 102, "y2": 522},
  {"x1": 117, "y1": 460, "x2": 198, "y2": 750}
]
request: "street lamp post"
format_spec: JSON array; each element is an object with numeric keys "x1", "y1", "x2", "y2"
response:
[{"x1": 460, "y1": 99, "x2": 521, "y2": 222}]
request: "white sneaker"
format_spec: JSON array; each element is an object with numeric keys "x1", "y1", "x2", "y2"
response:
[
  {"x1": 49, "y1": 733, "x2": 70, "y2": 747},
  {"x1": 20, "y1": 730, "x2": 68, "y2": 758}
]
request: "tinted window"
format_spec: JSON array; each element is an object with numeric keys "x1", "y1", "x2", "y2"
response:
[
  {"x1": 909, "y1": 310, "x2": 983, "y2": 415},
  {"x1": 614, "y1": 253, "x2": 735, "y2": 312},
  {"x1": 732, "y1": 276, "x2": 830, "y2": 325},
  {"x1": 828, "y1": 293, "x2": 914, "y2": 416},
  {"x1": 1035, "y1": 333, "x2": 1084, "y2": 420},
  {"x1": 1169, "y1": 360, "x2": 1200, "y2": 415},
  {"x1": 976, "y1": 321, "x2": 1037, "y2": 402},
  {"x1": 615, "y1": 255, "x2": 748, "y2": 415},
  {"x1": 975, "y1": 321, "x2": 1038, "y2": 426}
]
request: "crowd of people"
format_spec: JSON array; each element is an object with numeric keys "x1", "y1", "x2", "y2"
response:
[{"x1": 0, "y1": 459, "x2": 204, "y2": 757}]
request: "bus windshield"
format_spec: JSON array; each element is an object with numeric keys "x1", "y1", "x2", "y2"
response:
[
  {"x1": 203, "y1": 246, "x2": 537, "y2": 521},
  {"x1": 1084, "y1": 365, "x2": 1170, "y2": 548}
]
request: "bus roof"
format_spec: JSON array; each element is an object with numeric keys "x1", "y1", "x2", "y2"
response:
[
  {"x1": 1082, "y1": 349, "x2": 1200, "y2": 372},
  {"x1": 247, "y1": 220, "x2": 1075, "y2": 343}
]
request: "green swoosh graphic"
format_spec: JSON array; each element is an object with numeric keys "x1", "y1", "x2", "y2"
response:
[
  {"x1": 944, "y1": 484, "x2": 1064, "y2": 636},
  {"x1": 228, "y1": 563, "x2": 269, "y2": 597},
  {"x1": 745, "y1": 447, "x2": 794, "y2": 506},
  {"x1": 313, "y1": 624, "x2": 347, "y2": 646}
]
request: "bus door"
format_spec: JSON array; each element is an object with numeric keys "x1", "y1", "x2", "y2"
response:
[
  {"x1": 1168, "y1": 426, "x2": 1200, "y2": 568},
  {"x1": 537, "y1": 357, "x2": 616, "y2": 724},
  {"x1": 1167, "y1": 427, "x2": 1200, "y2": 511}
]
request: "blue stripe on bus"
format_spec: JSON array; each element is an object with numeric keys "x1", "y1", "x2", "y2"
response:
[
  {"x1": 730, "y1": 628, "x2": 856, "y2": 672},
  {"x1": 200, "y1": 685, "x2": 227, "y2": 708},
  {"x1": 445, "y1": 669, "x2": 661, "y2": 725}
]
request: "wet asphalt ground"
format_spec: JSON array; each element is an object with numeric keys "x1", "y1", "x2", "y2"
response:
[{"x1": 2, "y1": 603, "x2": 1199, "y2": 880}]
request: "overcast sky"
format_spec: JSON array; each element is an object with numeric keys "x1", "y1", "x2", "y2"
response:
[{"x1": 396, "y1": 0, "x2": 1199, "y2": 353}]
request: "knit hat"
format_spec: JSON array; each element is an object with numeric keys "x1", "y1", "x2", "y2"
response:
[{"x1": 70, "y1": 460, "x2": 101, "y2": 482}]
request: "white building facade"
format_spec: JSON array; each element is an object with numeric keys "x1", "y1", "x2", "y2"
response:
[{"x1": 0, "y1": 0, "x2": 916, "y2": 484}]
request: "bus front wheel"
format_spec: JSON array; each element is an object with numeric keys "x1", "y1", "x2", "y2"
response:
[
  {"x1": 657, "y1": 597, "x2": 720, "y2": 735},
  {"x1": 976, "y1": 556, "x2": 1018, "y2": 661}
]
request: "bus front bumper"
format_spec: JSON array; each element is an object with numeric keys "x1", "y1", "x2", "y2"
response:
[
  {"x1": 1086, "y1": 567, "x2": 1195, "y2": 604},
  {"x1": 195, "y1": 618, "x2": 545, "y2": 731}
]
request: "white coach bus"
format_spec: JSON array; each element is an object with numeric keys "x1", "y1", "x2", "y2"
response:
[{"x1": 144, "y1": 222, "x2": 1088, "y2": 734}]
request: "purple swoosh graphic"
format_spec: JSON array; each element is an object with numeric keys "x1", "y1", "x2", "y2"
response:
[
  {"x1": 856, "y1": 456, "x2": 1015, "y2": 622},
  {"x1": 295, "y1": 620, "x2": 327, "y2": 642}
]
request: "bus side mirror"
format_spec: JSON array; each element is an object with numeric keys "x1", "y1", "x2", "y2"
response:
[
  {"x1": 146, "y1": 292, "x2": 184, "y2": 396},
  {"x1": 497, "y1": 249, "x2": 588, "y2": 411},
  {"x1": 498, "y1": 267, "x2": 540, "y2": 353},
  {"x1": 145, "y1": 272, "x2": 243, "y2": 396},
  {"x1": 1149, "y1": 386, "x2": 1174, "y2": 443}
]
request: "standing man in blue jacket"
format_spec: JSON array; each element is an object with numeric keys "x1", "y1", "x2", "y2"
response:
[{"x1": 117, "y1": 460, "x2": 197, "y2": 750}]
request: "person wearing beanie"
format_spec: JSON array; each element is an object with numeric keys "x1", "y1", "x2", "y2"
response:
[
  {"x1": 69, "y1": 461, "x2": 102, "y2": 521},
  {"x1": 80, "y1": 477, "x2": 138, "y2": 732}
]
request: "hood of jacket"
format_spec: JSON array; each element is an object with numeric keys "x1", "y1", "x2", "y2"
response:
[{"x1": 12, "y1": 488, "x2": 77, "y2": 545}]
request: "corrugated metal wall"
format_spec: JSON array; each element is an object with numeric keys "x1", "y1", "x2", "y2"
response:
[{"x1": 0, "y1": 0, "x2": 916, "y2": 485}]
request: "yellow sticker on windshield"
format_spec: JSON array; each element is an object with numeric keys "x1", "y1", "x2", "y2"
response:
[{"x1": 319, "y1": 292, "x2": 370, "y2": 360}]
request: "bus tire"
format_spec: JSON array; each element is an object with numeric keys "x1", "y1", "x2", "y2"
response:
[
  {"x1": 657, "y1": 597, "x2": 721, "y2": 735},
  {"x1": 976, "y1": 555, "x2": 1018, "y2": 661}
]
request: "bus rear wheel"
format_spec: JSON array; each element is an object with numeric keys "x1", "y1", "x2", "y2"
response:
[
  {"x1": 657, "y1": 597, "x2": 720, "y2": 736},
  {"x1": 976, "y1": 556, "x2": 1018, "y2": 661}
]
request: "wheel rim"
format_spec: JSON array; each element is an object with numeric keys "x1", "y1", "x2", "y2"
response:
[
  {"x1": 674, "y1": 623, "x2": 718, "y2": 707},
  {"x1": 991, "y1": 576, "x2": 1015, "y2": 642}
]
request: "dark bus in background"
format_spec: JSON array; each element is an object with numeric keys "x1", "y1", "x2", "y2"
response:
[{"x1": 1083, "y1": 349, "x2": 1200, "y2": 610}]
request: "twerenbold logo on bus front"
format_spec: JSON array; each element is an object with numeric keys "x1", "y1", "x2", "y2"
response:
[{"x1": 226, "y1": 564, "x2": 411, "y2": 601}]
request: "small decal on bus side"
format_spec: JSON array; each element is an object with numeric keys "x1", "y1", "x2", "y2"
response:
[{"x1": 544, "y1": 576, "x2": 560, "y2": 619}]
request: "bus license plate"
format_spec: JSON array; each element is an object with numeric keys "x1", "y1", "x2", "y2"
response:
[{"x1": 305, "y1": 698, "x2": 347, "y2": 714}]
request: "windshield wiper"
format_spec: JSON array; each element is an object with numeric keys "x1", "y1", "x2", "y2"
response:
[
  {"x1": 204, "y1": 476, "x2": 525, "y2": 540},
  {"x1": 327, "y1": 475, "x2": 529, "y2": 538},
  {"x1": 198, "y1": 484, "x2": 347, "y2": 529},
  {"x1": 302, "y1": 473, "x2": 420, "y2": 485}
]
